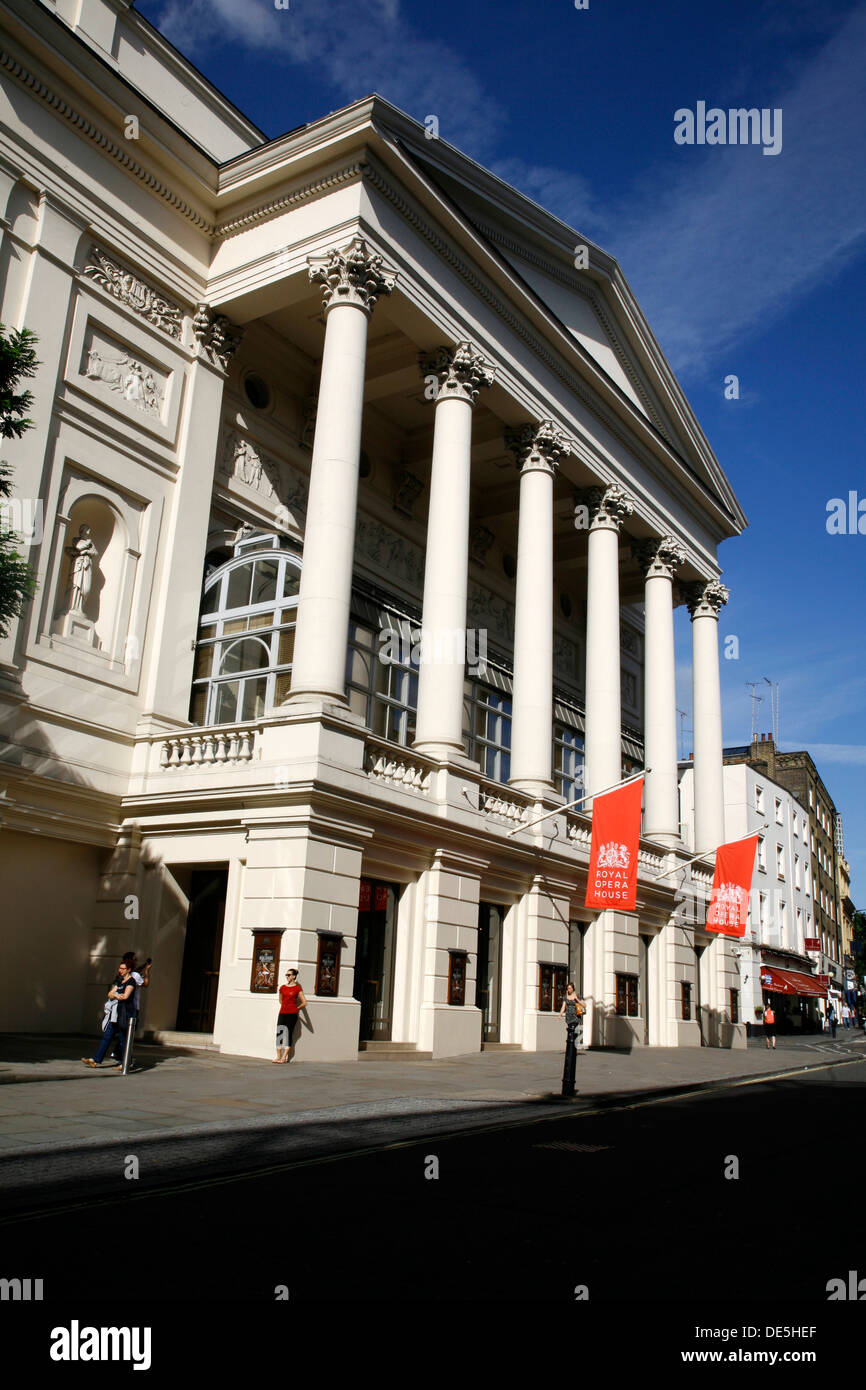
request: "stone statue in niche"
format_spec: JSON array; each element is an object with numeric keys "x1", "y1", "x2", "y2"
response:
[
  {"x1": 84, "y1": 345, "x2": 163, "y2": 416},
  {"x1": 64, "y1": 524, "x2": 100, "y2": 614},
  {"x1": 53, "y1": 522, "x2": 102, "y2": 648}
]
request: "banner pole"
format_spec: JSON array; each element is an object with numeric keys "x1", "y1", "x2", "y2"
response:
[
  {"x1": 506, "y1": 768, "x2": 651, "y2": 838},
  {"x1": 650, "y1": 823, "x2": 768, "y2": 882}
]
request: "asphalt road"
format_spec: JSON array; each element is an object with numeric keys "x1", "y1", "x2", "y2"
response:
[{"x1": 2, "y1": 1057, "x2": 863, "y2": 1311}]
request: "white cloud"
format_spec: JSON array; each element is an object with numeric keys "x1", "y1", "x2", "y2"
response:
[
  {"x1": 151, "y1": 0, "x2": 866, "y2": 381},
  {"x1": 153, "y1": 0, "x2": 506, "y2": 159},
  {"x1": 611, "y1": 5, "x2": 866, "y2": 376}
]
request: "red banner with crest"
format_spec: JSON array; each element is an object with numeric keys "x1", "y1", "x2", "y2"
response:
[
  {"x1": 705, "y1": 835, "x2": 759, "y2": 937},
  {"x1": 584, "y1": 777, "x2": 644, "y2": 910}
]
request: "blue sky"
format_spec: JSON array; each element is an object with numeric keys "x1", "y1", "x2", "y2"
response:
[{"x1": 137, "y1": 0, "x2": 866, "y2": 890}]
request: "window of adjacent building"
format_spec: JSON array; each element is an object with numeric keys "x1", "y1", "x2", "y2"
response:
[
  {"x1": 759, "y1": 892, "x2": 768, "y2": 933},
  {"x1": 776, "y1": 844, "x2": 785, "y2": 879},
  {"x1": 464, "y1": 681, "x2": 512, "y2": 782},
  {"x1": 615, "y1": 973, "x2": 639, "y2": 1017},
  {"x1": 346, "y1": 618, "x2": 418, "y2": 745},
  {"x1": 191, "y1": 536, "x2": 300, "y2": 725},
  {"x1": 681, "y1": 981, "x2": 692, "y2": 1020},
  {"x1": 730, "y1": 989, "x2": 739, "y2": 1024},
  {"x1": 554, "y1": 725, "x2": 584, "y2": 804},
  {"x1": 794, "y1": 855, "x2": 801, "y2": 890},
  {"x1": 757, "y1": 837, "x2": 766, "y2": 870},
  {"x1": 755, "y1": 785, "x2": 765, "y2": 813},
  {"x1": 809, "y1": 787, "x2": 814, "y2": 808},
  {"x1": 803, "y1": 818, "x2": 808, "y2": 840},
  {"x1": 775, "y1": 797, "x2": 783, "y2": 824},
  {"x1": 793, "y1": 817, "x2": 798, "y2": 838}
]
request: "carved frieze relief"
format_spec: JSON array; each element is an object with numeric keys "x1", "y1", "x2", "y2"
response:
[
  {"x1": 80, "y1": 327, "x2": 166, "y2": 418},
  {"x1": 82, "y1": 247, "x2": 183, "y2": 339},
  {"x1": 218, "y1": 427, "x2": 308, "y2": 530}
]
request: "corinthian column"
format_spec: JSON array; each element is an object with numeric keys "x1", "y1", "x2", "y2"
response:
[
  {"x1": 684, "y1": 579, "x2": 729, "y2": 854},
  {"x1": 506, "y1": 422, "x2": 574, "y2": 795},
  {"x1": 634, "y1": 536, "x2": 686, "y2": 844},
  {"x1": 287, "y1": 237, "x2": 395, "y2": 703},
  {"x1": 413, "y1": 344, "x2": 495, "y2": 756},
  {"x1": 580, "y1": 485, "x2": 633, "y2": 807}
]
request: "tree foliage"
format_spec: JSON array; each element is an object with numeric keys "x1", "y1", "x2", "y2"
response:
[{"x1": 0, "y1": 325, "x2": 40, "y2": 638}]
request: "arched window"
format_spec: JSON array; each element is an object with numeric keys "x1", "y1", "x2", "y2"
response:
[{"x1": 190, "y1": 533, "x2": 300, "y2": 725}]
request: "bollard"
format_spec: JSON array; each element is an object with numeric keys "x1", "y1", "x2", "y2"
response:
[
  {"x1": 561, "y1": 1023, "x2": 578, "y2": 1097},
  {"x1": 120, "y1": 1016, "x2": 137, "y2": 1075}
]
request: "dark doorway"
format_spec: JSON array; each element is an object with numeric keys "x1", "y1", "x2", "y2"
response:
[
  {"x1": 639, "y1": 933, "x2": 652, "y2": 1045},
  {"x1": 476, "y1": 903, "x2": 504, "y2": 1043},
  {"x1": 355, "y1": 880, "x2": 398, "y2": 1041},
  {"x1": 175, "y1": 868, "x2": 227, "y2": 1032}
]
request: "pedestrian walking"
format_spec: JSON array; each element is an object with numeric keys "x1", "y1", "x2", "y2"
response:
[
  {"x1": 111, "y1": 951, "x2": 152, "y2": 1064},
  {"x1": 828, "y1": 1003, "x2": 837, "y2": 1038},
  {"x1": 842, "y1": 1002, "x2": 851, "y2": 1029},
  {"x1": 763, "y1": 1001, "x2": 777, "y2": 1050},
  {"x1": 82, "y1": 962, "x2": 135, "y2": 1068},
  {"x1": 273, "y1": 968, "x2": 306, "y2": 1063}
]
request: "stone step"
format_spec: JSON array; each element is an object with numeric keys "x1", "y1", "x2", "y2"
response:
[
  {"x1": 481, "y1": 1042, "x2": 524, "y2": 1051},
  {"x1": 358, "y1": 1041, "x2": 433, "y2": 1061},
  {"x1": 145, "y1": 1030, "x2": 221, "y2": 1052}
]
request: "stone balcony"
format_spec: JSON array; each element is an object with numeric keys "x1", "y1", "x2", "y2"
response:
[{"x1": 125, "y1": 712, "x2": 690, "y2": 897}]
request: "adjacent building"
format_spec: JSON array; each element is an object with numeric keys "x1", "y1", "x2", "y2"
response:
[
  {"x1": 0, "y1": 0, "x2": 748, "y2": 1060},
  {"x1": 723, "y1": 736, "x2": 844, "y2": 1017},
  {"x1": 680, "y1": 756, "x2": 824, "y2": 1031}
]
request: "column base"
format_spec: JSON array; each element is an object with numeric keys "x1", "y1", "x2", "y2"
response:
[
  {"x1": 412, "y1": 740, "x2": 469, "y2": 761},
  {"x1": 508, "y1": 777, "x2": 558, "y2": 801},
  {"x1": 280, "y1": 692, "x2": 367, "y2": 728}
]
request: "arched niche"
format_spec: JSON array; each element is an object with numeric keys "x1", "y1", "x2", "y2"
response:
[{"x1": 47, "y1": 474, "x2": 143, "y2": 669}]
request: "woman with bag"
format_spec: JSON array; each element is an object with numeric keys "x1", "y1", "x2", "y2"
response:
[
  {"x1": 82, "y1": 961, "x2": 135, "y2": 1068},
  {"x1": 763, "y1": 999, "x2": 777, "y2": 1050}
]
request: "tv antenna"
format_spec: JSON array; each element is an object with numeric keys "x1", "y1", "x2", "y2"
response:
[
  {"x1": 746, "y1": 682, "x2": 763, "y2": 742},
  {"x1": 762, "y1": 677, "x2": 780, "y2": 744}
]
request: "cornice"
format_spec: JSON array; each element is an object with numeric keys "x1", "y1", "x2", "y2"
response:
[
  {"x1": 216, "y1": 160, "x2": 367, "y2": 240},
  {"x1": 0, "y1": 44, "x2": 216, "y2": 234}
]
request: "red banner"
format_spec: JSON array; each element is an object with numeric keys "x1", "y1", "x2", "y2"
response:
[
  {"x1": 706, "y1": 834, "x2": 758, "y2": 937},
  {"x1": 585, "y1": 777, "x2": 644, "y2": 910}
]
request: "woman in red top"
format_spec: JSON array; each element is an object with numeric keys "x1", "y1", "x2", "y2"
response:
[{"x1": 274, "y1": 969, "x2": 306, "y2": 1063}]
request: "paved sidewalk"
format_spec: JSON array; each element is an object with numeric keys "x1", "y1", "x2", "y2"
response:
[{"x1": 1, "y1": 1031, "x2": 863, "y2": 1157}]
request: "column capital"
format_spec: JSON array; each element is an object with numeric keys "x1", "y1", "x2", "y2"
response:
[
  {"x1": 634, "y1": 535, "x2": 687, "y2": 580},
  {"x1": 192, "y1": 304, "x2": 243, "y2": 370},
  {"x1": 308, "y1": 235, "x2": 396, "y2": 316},
  {"x1": 419, "y1": 342, "x2": 495, "y2": 405},
  {"x1": 576, "y1": 483, "x2": 634, "y2": 533},
  {"x1": 504, "y1": 420, "x2": 575, "y2": 477},
  {"x1": 684, "y1": 578, "x2": 729, "y2": 619}
]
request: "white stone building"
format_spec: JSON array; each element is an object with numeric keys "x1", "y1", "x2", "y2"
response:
[
  {"x1": 679, "y1": 761, "x2": 823, "y2": 1031},
  {"x1": 0, "y1": 0, "x2": 748, "y2": 1060}
]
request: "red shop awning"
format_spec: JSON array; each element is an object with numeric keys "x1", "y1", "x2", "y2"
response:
[{"x1": 759, "y1": 966, "x2": 827, "y2": 998}]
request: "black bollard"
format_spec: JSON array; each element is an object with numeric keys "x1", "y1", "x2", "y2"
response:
[{"x1": 561, "y1": 1024, "x2": 577, "y2": 1097}]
